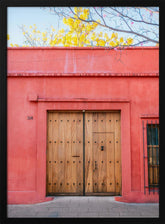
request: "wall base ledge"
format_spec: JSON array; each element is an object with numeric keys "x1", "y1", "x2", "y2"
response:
[
  {"x1": 8, "y1": 194, "x2": 54, "y2": 205},
  {"x1": 115, "y1": 192, "x2": 159, "y2": 203}
]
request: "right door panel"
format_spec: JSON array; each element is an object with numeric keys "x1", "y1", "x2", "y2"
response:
[{"x1": 85, "y1": 112, "x2": 121, "y2": 195}]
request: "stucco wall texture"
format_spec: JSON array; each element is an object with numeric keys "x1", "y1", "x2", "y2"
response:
[{"x1": 7, "y1": 47, "x2": 159, "y2": 204}]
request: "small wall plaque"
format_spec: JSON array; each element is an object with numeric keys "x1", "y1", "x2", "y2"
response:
[{"x1": 27, "y1": 116, "x2": 33, "y2": 120}]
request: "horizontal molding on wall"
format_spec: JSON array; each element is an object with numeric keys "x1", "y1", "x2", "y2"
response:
[
  {"x1": 140, "y1": 114, "x2": 159, "y2": 119},
  {"x1": 8, "y1": 72, "x2": 159, "y2": 77},
  {"x1": 28, "y1": 96, "x2": 130, "y2": 103}
]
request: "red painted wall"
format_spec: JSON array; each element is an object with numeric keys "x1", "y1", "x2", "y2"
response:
[{"x1": 7, "y1": 47, "x2": 159, "y2": 204}]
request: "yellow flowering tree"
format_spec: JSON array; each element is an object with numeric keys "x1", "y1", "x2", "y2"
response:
[
  {"x1": 51, "y1": 7, "x2": 158, "y2": 46},
  {"x1": 8, "y1": 7, "x2": 133, "y2": 47},
  {"x1": 60, "y1": 8, "x2": 133, "y2": 47},
  {"x1": 20, "y1": 24, "x2": 64, "y2": 47}
]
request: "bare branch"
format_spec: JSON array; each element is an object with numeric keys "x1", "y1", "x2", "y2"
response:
[
  {"x1": 131, "y1": 40, "x2": 149, "y2": 46},
  {"x1": 67, "y1": 9, "x2": 158, "y2": 44},
  {"x1": 110, "y1": 7, "x2": 159, "y2": 26}
]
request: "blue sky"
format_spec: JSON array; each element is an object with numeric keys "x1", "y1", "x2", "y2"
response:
[
  {"x1": 8, "y1": 7, "x2": 65, "y2": 46},
  {"x1": 7, "y1": 7, "x2": 159, "y2": 47}
]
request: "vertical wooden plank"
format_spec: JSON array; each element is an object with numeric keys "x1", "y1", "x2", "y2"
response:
[
  {"x1": 114, "y1": 112, "x2": 121, "y2": 194},
  {"x1": 93, "y1": 132, "x2": 107, "y2": 193},
  {"x1": 47, "y1": 112, "x2": 53, "y2": 194},
  {"x1": 46, "y1": 112, "x2": 49, "y2": 195},
  {"x1": 71, "y1": 113, "x2": 76, "y2": 193},
  {"x1": 92, "y1": 133, "x2": 98, "y2": 193},
  {"x1": 105, "y1": 112, "x2": 113, "y2": 133},
  {"x1": 83, "y1": 112, "x2": 85, "y2": 195},
  {"x1": 76, "y1": 112, "x2": 83, "y2": 193},
  {"x1": 71, "y1": 113, "x2": 77, "y2": 156},
  {"x1": 52, "y1": 112, "x2": 59, "y2": 193},
  {"x1": 93, "y1": 112, "x2": 105, "y2": 193},
  {"x1": 106, "y1": 132, "x2": 115, "y2": 193},
  {"x1": 63, "y1": 112, "x2": 69, "y2": 193},
  {"x1": 105, "y1": 113, "x2": 115, "y2": 193},
  {"x1": 92, "y1": 112, "x2": 99, "y2": 193},
  {"x1": 99, "y1": 113, "x2": 106, "y2": 193},
  {"x1": 65, "y1": 112, "x2": 72, "y2": 193},
  {"x1": 69, "y1": 113, "x2": 74, "y2": 193},
  {"x1": 85, "y1": 112, "x2": 92, "y2": 193},
  {"x1": 58, "y1": 112, "x2": 65, "y2": 192}
]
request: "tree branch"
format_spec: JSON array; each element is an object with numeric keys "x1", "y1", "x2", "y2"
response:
[
  {"x1": 110, "y1": 7, "x2": 159, "y2": 26},
  {"x1": 68, "y1": 9, "x2": 158, "y2": 44}
]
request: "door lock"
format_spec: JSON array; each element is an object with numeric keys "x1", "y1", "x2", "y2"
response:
[{"x1": 101, "y1": 146, "x2": 104, "y2": 151}]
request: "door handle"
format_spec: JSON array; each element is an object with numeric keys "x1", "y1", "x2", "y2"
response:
[{"x1": 101, "y1": 146, "x2": 104, "y2": 151}]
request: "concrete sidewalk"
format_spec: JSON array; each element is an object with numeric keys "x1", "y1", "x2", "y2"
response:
[{"x1": 8, "y1": 196, "x2": 159, "y2": 218}]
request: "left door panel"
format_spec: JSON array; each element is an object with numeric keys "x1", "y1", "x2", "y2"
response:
[{"x1": 47, "y1": 112, "x2": 83, "y2": 195}]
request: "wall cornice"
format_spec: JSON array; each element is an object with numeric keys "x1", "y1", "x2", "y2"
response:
[{"x1": 8, "y1": 72, "x2": 159, "y2": 77}]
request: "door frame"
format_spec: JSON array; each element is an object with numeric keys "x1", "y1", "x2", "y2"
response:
[{"x1": 33, "y1": 98, "x2": 131, "y2": 199}]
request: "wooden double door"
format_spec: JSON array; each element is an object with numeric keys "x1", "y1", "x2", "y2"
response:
[{"x1": 47, "y1": 111, "x2": 121, "y2": 196}]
